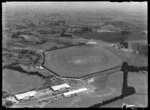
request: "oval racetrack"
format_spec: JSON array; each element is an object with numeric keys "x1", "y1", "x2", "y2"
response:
[{"x1": 44, "y1": 45, "x2": 123, "y2": 78}]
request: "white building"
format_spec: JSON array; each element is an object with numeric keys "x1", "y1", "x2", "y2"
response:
[
  {"x1": 86, "y1": 39, "x2": 97, "y2": 45},
  {"x1": 87, "y1": 78, "x2": 94, "y2": 84},
  {"x1": 63, "y1": 88, "x2": 88, "y2": 97},
  {"x1": 51, "y1": 83, "x2": 70, "y2": 91},
  {"x1": 15, "y1": 91, "x2": 37, "y2": 101},
  {"x1": 36, "y1": 66, "x2": 44, "y2": 69},
  {"x1": 121, "y1": 48, "x2": 133, "y2": 52}
]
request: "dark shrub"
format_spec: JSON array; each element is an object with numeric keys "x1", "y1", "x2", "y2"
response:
[{"x1": 5, "y1": 101, "x2": 13, "y2": 106}]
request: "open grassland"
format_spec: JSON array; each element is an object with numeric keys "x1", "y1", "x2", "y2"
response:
[
  {"x1": 101, "y1": 72, "x2": 147, "y2": 107},
  {"x1": 3, "y1": 69, "x2": 44, "y2": 95}
]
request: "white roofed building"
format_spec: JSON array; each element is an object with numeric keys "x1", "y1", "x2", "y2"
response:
[
  {"x1": 51, "y1": 83, "x2": 70, "y2": 91},
  {"x1": 15, "y1": 91, "x2": 37, "y2": 101},
  {"x1": 63, "y1": 88, "x2": 88, "y2": 97},
  {"x1": 86, "y1": 39, "x2": 97, "y2": 45}
]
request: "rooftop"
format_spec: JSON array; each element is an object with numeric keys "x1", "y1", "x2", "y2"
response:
[
  {"x1": 63, "y1": 88, "x2": 88, "y2": 96},
  {"x1": 51, "y1": 83, "x2": 70, "y2": 91},
  {"x1": 15, "y1": 91, "x2": 37, "y2": 100}
]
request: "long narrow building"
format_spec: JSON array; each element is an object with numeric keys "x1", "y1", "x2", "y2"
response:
[{"x1": 63, "y1": 88, "x2": 88, "y2": 97}]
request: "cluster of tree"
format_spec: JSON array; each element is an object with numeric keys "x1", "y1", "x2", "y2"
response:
[
  {"x1": 3, "y1": 52, "x2": 13, "y2": 59},
  {"x1": 121, "y1": 30, "x2": 132, "y2": 35},
  {"x1": 37, "y1": 29, "x2": 57, "y2": 34},
  {"x1": 28, "y1": 23, "x2": 36, "y2": 27},
  {"x1": 2, "y1": 47, "x2": 11, "y2": 52},
  {"x1": 82, "y1": 26, "x2": 92, "y2": 32},
  {"x1": 50, "y1": 46, "x2": 59, "y2": 50},
  {"x1": 18, "y1": 49, "x2": 36, "y2": 55},
  {"x1": 88, "y1": 96, "x2": 121, "y2": 108},
  {"x1": 15, "y1": 25, "x2": 27, "y2": 30},
  {"x1": 17, "y1": 50, "x2": 42, "y2": 65},
  {"x1": 5, "y1": 101, "x2": 13, "y2": 107},
  {"x1": 122, "y1": 63, "x2": 148, "y2": 73},
  {"x1": 11, "y1": 31, "x2": 46, "y2": 45},
  {"x1": 60, "y1": 31, "x2": 72, "y2": 37},
  {"x1": 11, "y1": 31, "x2": 33, "y2": 39},
  {"x1": 122, "y1": 86, "x2": 136, "y2": 97},
  {"x1": 4, "y1": 48, "x2": 42, "y2": 66},
  {"x1": 2, "y1": 91, "x2": 11, "y2": 98},
  {"x1": 11, "y1": 32, "x2": 21, "y2": 39},
  {"x1": 50, "y1": 42, "x2": 86, "y2": 51},
  {"x1": 49, "y1": 20, "x2": 65, "y2": 26},
  {"x1": 78, "y1": 42, "x2": 86, "y2": 45},
  {"x1": 3, "y1": 63, "x2": 46, "y2": 79}
]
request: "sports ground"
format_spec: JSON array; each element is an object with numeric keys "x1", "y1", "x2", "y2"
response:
[{"x1": 44, "y1": 44, "x2": 124, "y2": 78}]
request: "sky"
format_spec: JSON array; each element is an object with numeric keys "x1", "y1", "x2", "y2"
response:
[{"x1": 3, "y1": 2, "x2": 147, "y2": 13}]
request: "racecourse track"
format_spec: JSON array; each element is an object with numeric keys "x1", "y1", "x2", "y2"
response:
[{"x1": 44, "y1": 44, "x2": 123, "y2": 78}]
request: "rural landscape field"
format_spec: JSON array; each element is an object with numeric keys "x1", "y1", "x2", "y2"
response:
[{"x1": 2, "y1": 2, "x2": 147, "y2": 108}]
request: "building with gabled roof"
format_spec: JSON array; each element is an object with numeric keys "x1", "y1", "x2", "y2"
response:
[
  {"x1": 15, "y1": 91, "x2": 37, "y2": 101},
  {"x1": 51, "y1": 83, "x2": 70, "y2": 91}
]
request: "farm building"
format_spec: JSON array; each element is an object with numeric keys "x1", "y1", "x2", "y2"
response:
[{"x1": 51, "y1": 83, "x2": 70, "y2": 91}]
